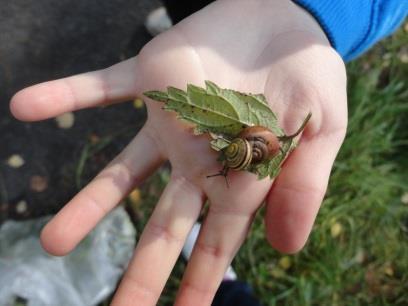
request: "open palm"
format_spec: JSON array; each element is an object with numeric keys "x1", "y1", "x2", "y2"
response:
[{"x1": 10, "y1": 0, "x2": 347, "y2": 305}]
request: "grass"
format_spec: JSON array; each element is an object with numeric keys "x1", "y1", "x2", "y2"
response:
[
  {"x1": 241, "y1": 28, "x2": 408, "y2": 305},
  {"x1": 96, "y1": 26, "x2": 408, "y2": 306},
  {"x1": 254, "y1": 28, "x2": 408, "y2": 305}
]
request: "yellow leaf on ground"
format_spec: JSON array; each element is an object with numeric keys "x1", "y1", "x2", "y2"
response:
[
  {"x1": 16, "y1": 200, "x2": 27, "y2": 214},
  {"x1": 30, "y1": 175, "x2": 48, "y2": 192},
  {"x1": 384, "y1": 264, "x2": 394, "y2": 276},
  {"x1": 129, "y1": 189, "x2": 142, "y2": 206},
  {"x1": 7, "y1": 154, "x2": 25, "y2": 168},
  {"x1": 399, "y1": 48, "x2": 408, "y2": 63},
  {"x1": 401, "y1": 193, "x2": 408, "y2": 204},
  {"x1": 133, "y1": 98, "x2": 144, "y2": 109},
  {"x1": 89, "y1": 134, "x2": 100, "y2": 144},
  {"x1": 55, "y1": 112, "x2": 75, "y2": 129},
  {"x1": 354, "y1": 248, "x2": 365, "y2": 264},
  {"x1": 278, "y1": 256, "x2": 292, "y2": 270},
  {"x1": 270, "y1": 267, "x2": 285, "y2": 278},
  {"x1": 331, "y1": 222, "x2": 343, "y2": 238}
]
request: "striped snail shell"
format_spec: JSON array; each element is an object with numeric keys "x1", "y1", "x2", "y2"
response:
[
  {"x1": 224, "y1": 138, "x2": 252, "y2": 170},
  {"x1": 224, "y1": 126, "x2": 280, "y2": 170}
]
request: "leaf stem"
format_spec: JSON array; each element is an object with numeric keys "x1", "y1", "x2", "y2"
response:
[{"x1": 278, "y1": 112, "x2": 312, "y2": 141}]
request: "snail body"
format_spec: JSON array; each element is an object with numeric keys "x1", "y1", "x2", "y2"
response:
[{"x1": 223, "y1": 126, "x2": 280, "y2": 171}]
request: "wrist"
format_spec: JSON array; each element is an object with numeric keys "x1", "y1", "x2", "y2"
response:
[
  {"x1": 287, "y1": 0, "x2": 331, "y2": 45},
  {"x1": 223, "y1": 0, "x2": 331, "y2": 47}
]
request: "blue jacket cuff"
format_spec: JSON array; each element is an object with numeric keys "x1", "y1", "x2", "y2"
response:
[{"x1": 293, "y1": 0, "x2": 408, "y2": 61}]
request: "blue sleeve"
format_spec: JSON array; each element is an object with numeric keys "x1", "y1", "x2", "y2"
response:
[{"x1": 292, "y1": 0, "x2": 408, "y2": 61}]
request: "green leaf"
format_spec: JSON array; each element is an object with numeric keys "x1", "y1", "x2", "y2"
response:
[
  {"x1": 204, "y1": 81, "x2": 282, "y2": 136},
  {"x1": 144, "y1": 90, "x2": 169, "y2": 103},
  {"x1": 144, "y1": 81, "x2": 310, "y2": 180},
  {"x1": 210, "y1": 136, "x2": 231, "y2": 151},
  {"x1": 144, "y1": 81, "x2": 284, "y2": 137},
  {"x1": 205, "y1": 82, "x2": 291, "y2": 177}
]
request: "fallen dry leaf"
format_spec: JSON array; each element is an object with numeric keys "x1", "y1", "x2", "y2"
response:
[
  {"x1": 133, "y1": 98, "x2": 144, "y2": 109},
  {"x1": 128, "y1": 189, "x2": 142, "y2": 206},
  {"x1": 278, "y1": 256, "x2": 292, "y2": 270},
  {"x1": 7, "y1": 154, "x2": 25, "y2": 168},
  {"x1": 401, "y1": 192, "x2": 408, "y2": 204},
  {"x1": 269, "y1": 267, "x2": 285, "y2": 279},
  {"x1": 331, "y1": 222, "x2": 343, "y2": 238},
  {"x1": 89, "y1": 133, "x2": 100, "y2": 144},
  {"x1": 55, "y1": 112, "x2": 75, "y2": 129},
  {"x1": 383, "y1": 263, "x2": 394, "y2": 277},
  {"x1": 16, "y1": 200, "x2": 27, "y2": 214},
  {"x1": 354, "y1": 248, "x2": 366, "y2": 264},
  {"x1": 398, "y1": 47, "x2": 408, "y2": 63},
  {"x1": 30, "y1": 175, "x2": 48, "y2": 192}
]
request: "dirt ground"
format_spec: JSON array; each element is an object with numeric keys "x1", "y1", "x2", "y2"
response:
[{"x1": 0, "y1": 0, "x2": 161, "y2": 223}]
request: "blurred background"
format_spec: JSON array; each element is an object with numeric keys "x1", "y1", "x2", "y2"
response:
[{"x1": 0, "y1": 1, "x2": 407, "y2": 305}]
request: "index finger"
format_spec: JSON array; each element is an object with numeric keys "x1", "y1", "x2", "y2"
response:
[{"x1": 10, "y1": 57, "x2": 141, "y2": 121}]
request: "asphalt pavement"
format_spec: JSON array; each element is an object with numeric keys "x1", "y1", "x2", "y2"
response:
[{"x1": 0, "y1": 0, "x2": 161, "y2": 222}]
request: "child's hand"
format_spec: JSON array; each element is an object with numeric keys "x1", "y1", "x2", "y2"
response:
[{"x1": 10, "y1": 0, "x2": 347, "y2": 305}]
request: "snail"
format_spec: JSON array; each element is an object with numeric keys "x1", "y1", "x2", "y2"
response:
[
  {"x1": 224, "y1": 126, "x2": 280, "y2": 170},
  {"x1": 207, "y1": 126, "x2": 280, "y2": 180},
  {"x1": 207, "y1": 112, "x2": 311, "y2": 182}
]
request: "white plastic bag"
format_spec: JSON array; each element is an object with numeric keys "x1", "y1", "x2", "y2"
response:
[{"x1": 0, "y1": 207, "x2": 136, "y2": 306}]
